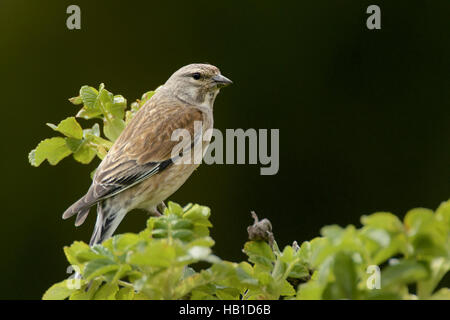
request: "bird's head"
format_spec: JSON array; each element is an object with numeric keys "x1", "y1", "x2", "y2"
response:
[{"x1": 164, "y1": 63, "x2": 232, "y2": 107}]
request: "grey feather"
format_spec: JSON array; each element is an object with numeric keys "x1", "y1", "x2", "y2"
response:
[
  {"x1": 62, "y1": 196, "x2": 93, "y2": 220},
  {"x1": 75, "y1": 207, "x2": 91, "y2": 227},
  {"x1": 89, "y1": 201, "x2": 127, "y2": 246},
  {"x1": 62, "y1": 159, "x2": 173, "y2": 226}
]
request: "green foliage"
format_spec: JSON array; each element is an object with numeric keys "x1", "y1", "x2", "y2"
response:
[
  {"x1": 31, "y1": 84, "x2": 450, "y2": 300},
  {"x1": 28, "y1": 84, "x2": 155, "y2": 167},
  {"x1": 43, "y1": 201, "x2": 450, "y2": 300}
]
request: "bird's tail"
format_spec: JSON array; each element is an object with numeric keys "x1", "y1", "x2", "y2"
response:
[
  {"x1": 89, "y1": 201, "x2": 127, "y2": 246},
  {"x1": 62, "y1": 196, "x2": 94, "y2": 227}
]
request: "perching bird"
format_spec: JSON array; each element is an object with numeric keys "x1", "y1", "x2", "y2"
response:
[{"x1": 62, "y1": 64, "x2": 232, "y2": 246}]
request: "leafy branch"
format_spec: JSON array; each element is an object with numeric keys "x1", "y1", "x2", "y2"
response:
[
  {"x1": 43, "y1": 200, "x2": 450, "y2": 300},
  {"x1": 28, "y1": 84, "x2": 155, "y2": 168}
]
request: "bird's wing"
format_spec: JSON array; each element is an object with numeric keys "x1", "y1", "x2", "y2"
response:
[
  {"x1": 91, "y1": 98, "x2": 204, "y2": 202},
  {"x1": 62, "y1": 96, "x2": 204, "y2": 222}
]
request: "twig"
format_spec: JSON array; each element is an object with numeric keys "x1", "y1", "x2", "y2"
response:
[{"x1": 247, "y1": 211, "x2": 275, "y2": 248}]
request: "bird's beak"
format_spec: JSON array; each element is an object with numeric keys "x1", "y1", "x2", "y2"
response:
[{"x1": 212, "y1": 74, "x2": 233, "y2": 87}]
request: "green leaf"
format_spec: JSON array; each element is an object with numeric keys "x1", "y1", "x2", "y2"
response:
[
  {"x1": 187, "y1": 237, "x2": 215, "y2": 249},
  {"x1": 91, "y1": 244, "x2": 115, "y2": 260},
  {"x1": 47, "y1": 117, "x2": 83, "y2": 139},
  {"x1": 83, "y1": 258, "x2": 119, "y2": 280},
  {"x1": 30, "y1": 137, "x2": 72, "y2": 166},
  {"x1": 428, "y1": 288, "x2": 450, "y2": 300},
  {"x1": 363, "y1": 290, "x2": 402, "y2": 300},
  {"x1": 172, "y1": 219, "x2": 194, "y2": 230},
  {"x1": 127, "y1": 241, "x2": 176, "y2": 268},
  {"x1": 172, "y1": 229, "x2": 194, "y2": 240},
  {"x1": 183, "y1": 205, "x2": 212, "y2": 226},
  {"x1": 104, "y1": 118, "x2": 125, "y2": 142},
  {"x1": 76, "y1": 107, "x2": 103, "y2": 119},
  {"x1": 64, "y1": 241, "x2": 98, "y2": 267},
  {"x1": 296, "y1": 282, "x2": 324, "y2": 300},
  {"x1": 332, "y1": 252, "x2": 358, "y2": 299},
  {"x1": 417, "y1": 257, "x2": 450, "y2": 299},
  {"x1": 112, "y1": 233, "x2": 141, "y2": 254},
  {"x1": 28, "y1": 149, "x2": 37, "y2": 166},
  {"x1": 435, "y1": 200, "x2": 450, "y2": 230},
  {"x1": 272, "y1": 245, "x2": 302, "y2": 281},
  {"x1": 361, "y1": 212, "x2": 404, "y2": 233},
  {"x1": 404, "y1": 208, "x2": 435, "y2": 235},
  {"x1": 94, "y1": 283, "x2": 119, "y2": 300},
  {"x1": 289, "y1": 262, "x2": 310, "y2": 279},
  {"x1": 69, "y1": 280, "x2": 102, "y2": 300},
  {"x1": 73, "y1": 143, "x2": 96, "y2": 164},
  {"x1": 362, "y1": 227, "x2": 391, "y2": 247},
  {"x1": 279, "y1": 280, "x2": 296, "y2": 296},
  {"x1": 381, "y1": 260, "x2": 429, "y2": 289},
  {"x1": 42, "y1": 280, "x2": 79, "y2": 300},
  {"x1": 80, "y1": 85, "x2": 99, "y2": 109},
  {"x1": 65, "y1": 137, "x2": 83, "y2": 153},
  {"x1": 140, "y1": 90, "x2": 156, "y2": 104},
  {"x1": 216, "y1": 288, "x2": 240, "y2": 300},
  {"x1": 298, "y1": 241, "x2": 312, "y2": 264},
  {"x1": 372, "y1": 234, "x2": 406, "y2": 265},
  {"x1": 404, "y1": 208, "x2": 447, "y2": 257},
  {"x1": 116, "y1": 287, "x2": 135, "y2": 300},
  {"x1": 360, "y1": 227, "x2": 407, "y2": 265},
  {"x1": 243, "y1": 241, "x2": 275, "y2": 269},
  {"x1": 76, "y1": 86, "x2": 102, "y2": 119},
  {"x1": 167, "y1": 202, "x2": 184, "y2": 216},
  {"x1": 149, "y1": 212, "x2": 199, "y2": 242},
  {"x1": 125, "y1": 91, "x2": 155, "y2": 124},
  {"x1": 321, "y1": 225, "x2": 345, "y2": 242},
  {"x1": 107, "y1": 95, "x2": 127, "y2": 119},
  {"x1": 279, "y1": 245, "x2": 298, "y2": 265},
  {"x1": 85, "y1": 131, "x2": 112, "y2": 160},
  {"x1": 69, "y1": 96, "x2": 83, "y2": 105}
]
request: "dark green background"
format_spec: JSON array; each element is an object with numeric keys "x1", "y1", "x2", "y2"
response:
[{"x1": 1, "y1": 0, "x2": 449, "y2": 299}]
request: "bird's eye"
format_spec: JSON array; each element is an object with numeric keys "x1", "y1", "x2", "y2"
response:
[{"x1": 192, "y1": 72, "x2": 201, "y2": 80}]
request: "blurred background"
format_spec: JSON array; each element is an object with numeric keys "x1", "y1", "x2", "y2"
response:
[{"x1": 0, "y1": 0, "x2": 449, "y2": 298}]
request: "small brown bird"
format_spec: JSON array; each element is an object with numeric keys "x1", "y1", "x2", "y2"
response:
[{"x1": 62, "y1": 64, "x2": 232, "y2": 246}]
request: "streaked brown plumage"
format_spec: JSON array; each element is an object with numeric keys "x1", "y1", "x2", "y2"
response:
[{"x1": 62, "y1": 63, "x2": 232, "y2": 245}]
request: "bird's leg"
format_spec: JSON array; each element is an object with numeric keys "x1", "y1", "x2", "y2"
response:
[
  {"x1": 147, "y1": 207, "x2": 161, "y2": 217},
  {"x1": 157, "y1": 201, "x2": 167, "y2": 214},
  {"x1": 146, "y1": 202, "x2": 166, "y2": 217}
]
